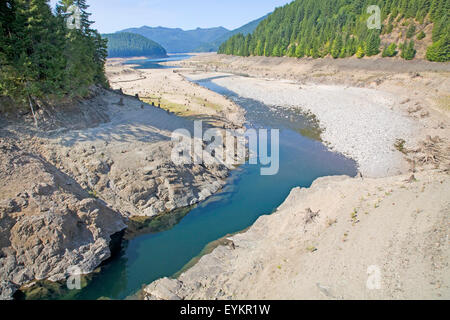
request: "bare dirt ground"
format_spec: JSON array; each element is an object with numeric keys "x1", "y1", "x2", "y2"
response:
[{"x1": 144, "y1": 54, "x2": 450, "y2": 300}]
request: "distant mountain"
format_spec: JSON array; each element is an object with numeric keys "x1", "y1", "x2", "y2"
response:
[
  {"x1": 103, "y1": 33, "x2": 167, "y2": 58},
  {"x1": 119, "y1": 26, "x2": 229, "y2": 53},
  {"x1": 194, "y1": 15, "x2": 269, "y2": 52}
]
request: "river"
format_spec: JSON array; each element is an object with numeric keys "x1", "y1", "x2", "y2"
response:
[{"x1": 28, "y1": 57, "x2": 357, "y2": 300}]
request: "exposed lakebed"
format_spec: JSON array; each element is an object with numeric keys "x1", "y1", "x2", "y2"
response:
[{"x1": 26, "y1": 59, "x2": 357, "y2": 300}]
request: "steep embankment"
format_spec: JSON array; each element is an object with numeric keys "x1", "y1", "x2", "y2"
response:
[{"x1": 0, "y1": 138, "x2": 127, "y2": 300}]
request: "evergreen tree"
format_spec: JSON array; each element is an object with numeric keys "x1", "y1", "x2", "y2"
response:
[
  {"x1": 295, "y1": 43, "x2": 304, "y2": 58},
  {"x1": 331, "y1": 36, "x2": 343, "y2": 59},
  {"x1": 401, "y1": 40, "x2": 416, "y2": 60},
  {"x1": 426, "y1": 34, "x2": 450, "y2": 61},
  {"x1": 0, "y1": 0, "x2": 109, "y2": 107},
  {"x1": 356, "y1": 45, "x2": 365, "y2": 58},
  {"x1": 365, "y1": 32, "x2": 381, "y2": 56}
]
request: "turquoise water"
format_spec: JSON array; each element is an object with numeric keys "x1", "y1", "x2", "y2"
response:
[
  {"x1": 57, "y1": 73, "x2": 357, "y2": 300},
  {"x1": 23, "y1": 57, "x2": 355, "y2": 300}
]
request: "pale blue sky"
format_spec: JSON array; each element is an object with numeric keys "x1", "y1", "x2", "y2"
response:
[{"x1": 49, "y1": 0, "x2": 293, "y2": 33}]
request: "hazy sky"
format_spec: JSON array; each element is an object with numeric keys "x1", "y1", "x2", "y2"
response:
[{"x1": 49, "y1": 0, "x2": 293, "y2": 33}]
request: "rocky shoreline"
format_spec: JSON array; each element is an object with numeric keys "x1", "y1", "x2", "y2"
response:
[
  {"x1": 0, "y1": 137, "x2": 127, "y2": 300},
  {"x1": 0, "y1": 72, "x2": 246, "y2": 299}
]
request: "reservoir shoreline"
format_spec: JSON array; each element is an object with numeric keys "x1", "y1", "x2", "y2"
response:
[
  {"x1": 1, "y1": 53, "x2": 448, "y2": 300},
  {"x1": 143, "y1": 54, "x2": 450, "y2": 300}
]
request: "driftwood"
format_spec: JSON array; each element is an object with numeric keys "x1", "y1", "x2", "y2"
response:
[
  {"x1": 415, "y1": 137, "x2": 449, "y2": 166},
  {"x1": 28, "y1": 96, "x2": 38, "y2": 128},
  {"x1": 405, "y1": 136, "x2": 450, "y2": 170},
  {"x1": 304, "y1": 208, "x2": 320, "y2": 225},
  {"x1": 223, "y1": 238, "x2": 235, "y2": 250}
]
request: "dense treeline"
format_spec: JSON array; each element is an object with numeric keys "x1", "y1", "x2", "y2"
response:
[
  {"x1": 0, "y1": 0, "x2": 108, "y2": 108},
  {"x1": 103, "y1": 32, "x2": 167, "y2": 58},
  {"x1": 219, "y1": 0, "x2": 449, "y2": 61}
]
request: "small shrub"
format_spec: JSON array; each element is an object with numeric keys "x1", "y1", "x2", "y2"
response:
[
  {"x1": 394, "y1": 138, "x2": 407, "y2": 154},
  {"x1": 356, "y1": 46, "x2": 365, "y2": 58},
  {"x1": 382, "y1": 43, "x2": 398, "y2": 57},
  {"x1": 384, "y1": 23, "x2": 394, "y2": 34},
  {"x1": 88, "y1": 189, "x2": 98, "y2": 198},
  {"x1": 406, "y1": 25, "x2": 416, "y2": 38},
  {"x1": 417, "y1": 31, "x2": 426, "y2": 40},
  {"x1": 401, "y1": 41, "x2": 416, "y2": 60}
]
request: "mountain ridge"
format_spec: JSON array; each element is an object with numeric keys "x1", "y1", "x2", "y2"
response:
[
  {"x1": 118, "y1": 14, "x2": 269, "y2": 53},
  {"x1": 119, "y1": 26, "x2": 230, "y2": 53},
  {"x1": 194, "y1": 15, "x2": 269, "y2": 52}
]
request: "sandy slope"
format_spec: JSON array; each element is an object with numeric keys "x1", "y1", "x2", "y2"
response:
[{"x1": 145, "y1": 171, "x2": 449, "y2": 300}]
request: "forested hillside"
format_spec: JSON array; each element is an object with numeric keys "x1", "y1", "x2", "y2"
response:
[
  {"x1": 219, "y1": 0, "x2": 449, "y2": 62},
  {"x1": 103, "y1": 33, "x2": 167, "y2": 58},
  {"x1": 0, "y1": 0, "x2": 108, "y2": 108}
]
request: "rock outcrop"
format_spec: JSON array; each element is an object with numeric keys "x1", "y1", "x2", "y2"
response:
[
  {"x1": 0, "y1": 88, "x2": 245, "y2": 299},
  {"x1": 31, "y1": 90, "x2": 240, "y2": 218},
  {"x1": 0, "y1": 140, "x2": 126, "y2": 300}
]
